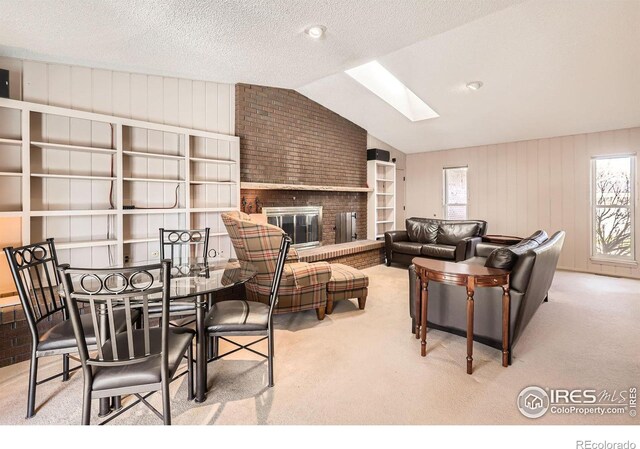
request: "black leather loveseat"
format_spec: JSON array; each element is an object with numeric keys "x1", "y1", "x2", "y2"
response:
[
  {"x1": 384, "y1": 218, "x2": 487, "y2": 265},
  {"x1": 408, "y1": 230, "x2": 565, "y2": 361}
]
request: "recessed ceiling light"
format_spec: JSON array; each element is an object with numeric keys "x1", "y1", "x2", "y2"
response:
[
  {"x1": 305, "y1": 25, "x2": 326, "y2": 39},
  {"x1": 466, "y1": 81, "x2": 483, "y2": 91},
  {"x1": 345, "y1": 60, "x2": 439, "y2": 122}
]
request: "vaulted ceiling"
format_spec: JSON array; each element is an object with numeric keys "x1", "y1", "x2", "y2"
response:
[{"x1": 2, "y1": 0, "x2": 638, "y2": 153}]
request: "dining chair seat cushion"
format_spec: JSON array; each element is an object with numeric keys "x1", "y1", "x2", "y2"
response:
[
  {"x1": 205, "y1": 300, "x2": 269, "y2": 333},
  {"x1": 37, "y1": 308, "x2": 139, "y2": 353},
  {"x1": 92, "y1": 327, "x2": 194, "y2": 392}
]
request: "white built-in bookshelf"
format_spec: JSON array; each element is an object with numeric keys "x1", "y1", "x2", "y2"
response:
[
  {"x1": 0, "y1": 97, "x2": 240, "y2": 266},
  {"x1": 367, "y1": 159, "x2": 396, "y2": 240}
]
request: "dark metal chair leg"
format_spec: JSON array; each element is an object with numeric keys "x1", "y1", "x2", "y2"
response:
[
  {"x1": 82, "y1": 384, "x2": 91, "y2": 425},
  {"x1": 112, "y1": 396, "x2": 122, "y2": 411},
  {"x1": 162, "y1": 381, "x2": 171, "y2": 425},
  {"x1": 267, "y1": 329, "x2": 274, "y2": 387},
  {"x1": 213, "y1": 336, "x2": 219, "y2": 358},
  {"x1": 208, "y1": 336, "x2": 214, "y2": 359},
  {"x1": 187, "y1": 344, "x2": 194, "y2": 401},
  {"x1": 62, "y1": 354, "x2": 70, "y2": 382},
  {"x1": 26, "y1": 353, "x2": 38, "y2": 419}
]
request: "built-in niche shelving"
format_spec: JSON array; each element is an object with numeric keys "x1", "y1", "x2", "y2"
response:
[
  {"x1": 367, "y1": 159, "x2": 396, "y2": 240},
  {"x1": 0, "y1": 97, "x2": 240, "y2": 266}
]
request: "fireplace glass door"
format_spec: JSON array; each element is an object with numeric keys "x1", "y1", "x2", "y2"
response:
[{"x1": 263, "y1": 206, "x2": 322, "y2": 248}]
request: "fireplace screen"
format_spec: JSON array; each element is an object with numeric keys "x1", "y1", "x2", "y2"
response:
[{"x1": 262, "y1": 206, "x2": 322, "y2": 248}]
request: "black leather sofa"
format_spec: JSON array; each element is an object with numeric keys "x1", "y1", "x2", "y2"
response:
[
  {"x1": 385, "y1": 218, "x2": 488, "y2": 265},
  {"x1": 408, "y1": 230, "x2": 565, "y2": 361}
]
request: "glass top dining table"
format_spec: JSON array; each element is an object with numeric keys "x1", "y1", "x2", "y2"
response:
[
  {"x1": 60, "y1": 257, "x2": 256, "y2": 414},
  {"x1": 128, "y1": 258, "x2": 256, "y2": 403}
]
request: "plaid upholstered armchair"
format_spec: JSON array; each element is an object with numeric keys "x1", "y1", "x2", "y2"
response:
[{"x1": 222, "y1": 211, "x2": 332, "y2": 320}]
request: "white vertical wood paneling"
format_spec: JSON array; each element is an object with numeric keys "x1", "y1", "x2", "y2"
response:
[
  {"x1": 217, "y1": 84, "x2": 230, "y2": 135},
  {"x1": 7, "y1": 57, "x2": 235, "y2": 268},
  {"x1": 112, "y1": 72, "x2": 131, "y2": 118},
  {"x1": 205, "y1": 82, "x2": 218, "y2": 132},
  {"x1": 192, "y1": 81, "x2": 207, "y2": 130},
  {"x1": 406, "y1": 127, "x2": 640, "y2": 279},
  {"x1": 178, "y1": 79, "x2": 193, "y2": 128},
  {"x1": 130, "y1": 74, "x2": 148, "y2": 121},
  {"x1": 22, "y1": 61, "x2": 48, "y2": 103},
  {"x1": 92, "y1": 69, "x2": 112, "y2": 115},
  {"x1": 162, "y1": 77, "x2": 179, "y2": 126},
  {"x1": 70, "y1": 66, "x2": 92, "y2": 111},
  {"x1": 147, "y1": 76, "x2": 163, "y2": 124}
]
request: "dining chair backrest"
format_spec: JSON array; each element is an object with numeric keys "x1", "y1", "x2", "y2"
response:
[
  {"x1": 57, "y1": 260, "x2": 171, "y2": 373},
  {"x1": 267, "y1": 235, "x2": 292, "y2": 322},
  {"x1": 4, "y1": 239, "x2": 63, "y2": 341},
  {"x1": 159, "y1": 228, "x2": 210, "y2": 270}
]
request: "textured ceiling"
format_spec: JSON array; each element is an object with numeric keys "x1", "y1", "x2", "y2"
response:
[
  {"x1": 0, "y1": 0, "x2": 519, "y2": 88},
  {"x1": 2, "y1": 0, "x2": 638, "y2": 154},
  {"x1": 300, "y1": 0, "x2": 640, "y2": 153}
]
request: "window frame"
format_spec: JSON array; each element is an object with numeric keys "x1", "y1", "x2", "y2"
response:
[
  {"x1": 590, "y1": 154, "x2": 636, "y2": 264},
  {"x1": 442, "y1": 166, "x2": 469, "y2": 220}
]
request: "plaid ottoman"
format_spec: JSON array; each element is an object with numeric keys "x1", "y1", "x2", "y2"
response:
[{"x1": 326, "y1": 263, "x2": 369, "y2": 314}]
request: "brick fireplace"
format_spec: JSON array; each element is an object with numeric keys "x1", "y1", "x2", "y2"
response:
[{"x1": 236, "y1": 83, "x2": 369, "y2": 245}]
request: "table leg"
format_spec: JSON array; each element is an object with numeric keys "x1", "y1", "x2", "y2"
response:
[
  {"x1": 466, "y1": 278, "x2": 475, "y2": 375},
  {"x1": 195, "y1": 293, "x2": 208, "y2": 403},
  {"x1": 415, "y1": 274, "x2": 421, "y2": 339},
  {"x1": 420, "y1": 278, "x2": 429, "y2": 357},
  {"x1": 502, "y1": 284, "x2": 510, "y2": 367}
]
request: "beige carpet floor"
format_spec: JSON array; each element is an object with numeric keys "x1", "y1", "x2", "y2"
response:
[{"x1": 0, "y1": 265, "x2": 638, "y2": 425}]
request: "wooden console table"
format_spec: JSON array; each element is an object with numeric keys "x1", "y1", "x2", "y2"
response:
[{"x1": 412, "y1": 257, "x2": 511, "y2": 374}]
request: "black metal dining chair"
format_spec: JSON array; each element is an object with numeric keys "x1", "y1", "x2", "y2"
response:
[
  {"x1": 159, "y1": 228, "x2": 211, "y2": 267},
  {"x1": 3, "y1": 238, "x2": 139, "y2": 419},
  {"x1": 57, "y1": 259, "x2": 195, "y2": 425},
  {"x1": 204, "y1": 234, "x2": 291, "y2": 387},
  {"x1": 156, "y1": 228, "x2": 211, "y2": 321}
]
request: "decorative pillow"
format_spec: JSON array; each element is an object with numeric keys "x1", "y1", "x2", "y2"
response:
[
  {"x1": 406, "y1": 218, "x2": 438, "y2": 244},
  {"x1": 485, "y1": 230, "x2": 548, "y2": 270},
  {"x1": 436, "y1": 223, "x2": 479, "y2": 246}
]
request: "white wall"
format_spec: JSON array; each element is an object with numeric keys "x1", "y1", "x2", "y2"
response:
[
  {"x1": 1, "y1": 56, "x2": 234, "y2": 132},
  {"x1": 406, "y1": 127, "x2": 640, "y2": 279}
]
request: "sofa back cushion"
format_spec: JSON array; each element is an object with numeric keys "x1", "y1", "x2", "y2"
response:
[
  {"x1": 485, "y1": 230, "x2": 548, "y2": 270},
  {"x1": 406, "y1": 218, "x2": 438, "y2": 244},
  {"x1": 436, "y1": 222, "x2": 480, "y2": 246}
]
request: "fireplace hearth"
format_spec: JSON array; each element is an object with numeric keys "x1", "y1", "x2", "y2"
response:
[{"x1": 262, "y1": 206, "x2": 322, "y2": 248}]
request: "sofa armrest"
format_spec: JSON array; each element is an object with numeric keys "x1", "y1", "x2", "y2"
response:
[
  {"x1": 455, "y1": 236, "x2": 483, "y2": 262},
  {"x1": 283, "y1": 262, "x2": 332, "y2": 289},
  {"x1": 385, "y1": 230, "x2": 409, "y2": 263},
  {"x1": 385, "y1": 230, "x2": 409, "y2": 244}
]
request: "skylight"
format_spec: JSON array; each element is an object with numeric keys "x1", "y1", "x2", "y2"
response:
[{"x1": 345, "y1": 61, "x2": 439, "y2": 122}]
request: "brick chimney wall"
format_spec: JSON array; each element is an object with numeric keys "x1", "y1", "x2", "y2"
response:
[{"x1": 236, "y1": 84, "x2": 369, "y2": 244}]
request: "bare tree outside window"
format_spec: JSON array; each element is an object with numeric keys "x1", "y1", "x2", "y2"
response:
[
  {"x1": 444, "y1": 167, "x2": 468, "y2": 220},
  {"x1": 592, "y1": 156, "x2": 635, "y2": 260}
]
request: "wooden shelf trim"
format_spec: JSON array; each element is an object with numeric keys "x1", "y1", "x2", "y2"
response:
[{"x1": 240, "y1": 182, "x2": 372, "y2": 192}]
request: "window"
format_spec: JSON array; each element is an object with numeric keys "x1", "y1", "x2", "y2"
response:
[
  {"x1": 443, "y1": 166, "x2": 468, "y2": 220},
  {"x1": 591, "y1": 155, "x2": 636, "y2": 262}
]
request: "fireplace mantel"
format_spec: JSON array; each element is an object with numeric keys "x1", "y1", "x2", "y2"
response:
[{"x1": 241, "y1": 182, "x2": 372, "y2": 193}]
